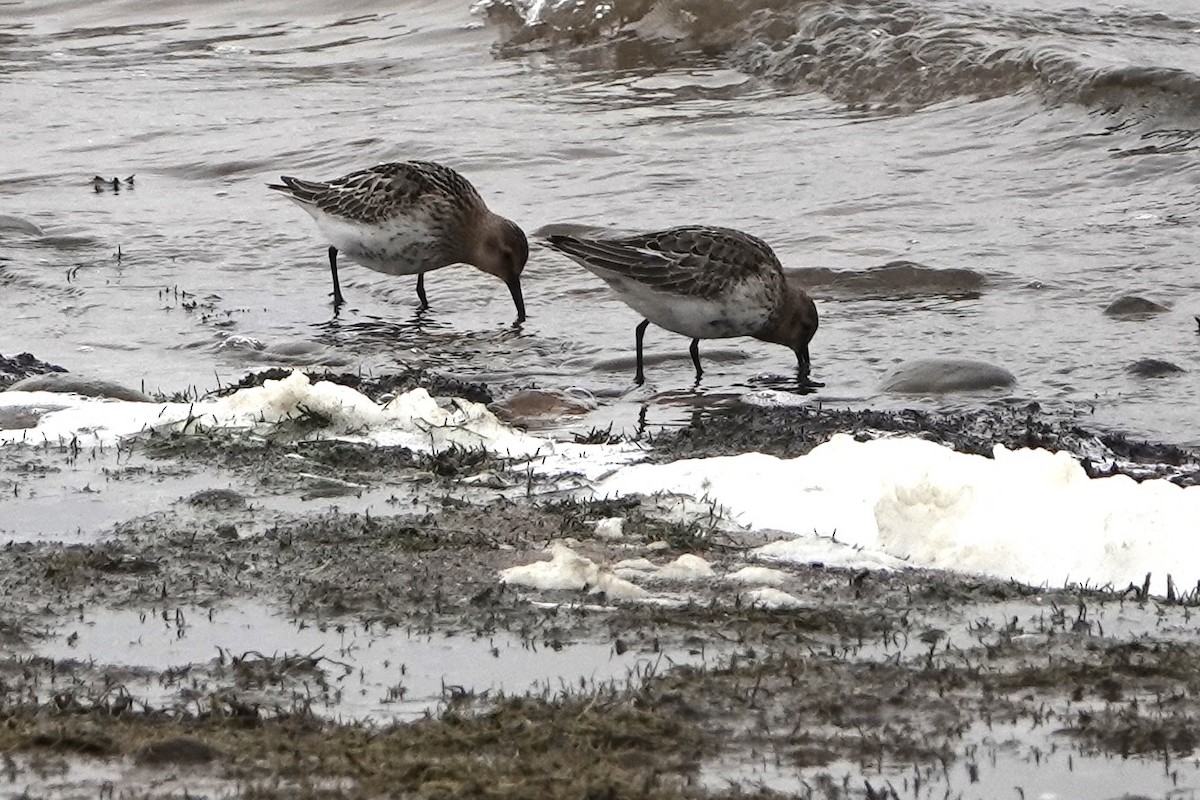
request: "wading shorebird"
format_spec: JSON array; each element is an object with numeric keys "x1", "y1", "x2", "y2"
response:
[
  {"x1": 269, "y1": 160, "x2": 528, "y2": 321},
  {"x1": 544, "y1": 226, "x2": 820, "y2": 386}
]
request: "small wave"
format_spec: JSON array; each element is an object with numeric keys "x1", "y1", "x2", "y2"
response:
[
  {"x1": 483, "y1": 0, "x2": 1200, "y2": 132},
  {"x1": 0, "y1": 215, "x2": 46, "y2": 238},
  {"x1": 159, "y1": 158, "x2": 279, "y2": 180}
]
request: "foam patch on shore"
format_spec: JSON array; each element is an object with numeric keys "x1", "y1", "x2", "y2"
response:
[
  {"x1": 0, "y1": 372, "x2": 520, "y2": 450},
  {"x1": 5, "y1": 372, "x2": 1197, "y2": 596},
  {"x1": 0, "y1": 371, "x2": 638, "y2": 477},
  {"x1": 502, "y1": 546, "x2": 731, "y2": 605},
  {"x1": 599, "y1": 434, "x2": 1200, "y2": 595},
  {"x1": 500, "y1": 544, "x2": 649, "y2": 601}
]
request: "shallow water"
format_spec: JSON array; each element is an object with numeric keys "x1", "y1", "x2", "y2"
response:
[
  {"x1": 2, "y1": 0, "x2": 1199, "y2": 444},
  {"x1": 32, "y1": 600, "x2": 695, "y2": 722},
  {"x1": 704, "y1": 725, "x2": 1200, "y2": 799},
  {"x1": 701, "y1": 594, "x2": 1200, "y2": 797}
]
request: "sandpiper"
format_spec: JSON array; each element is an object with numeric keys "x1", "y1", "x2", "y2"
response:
[
  {"x1": 268, "y1": 161, "x2": 528, "y2": 322},
  {"x1": 544, "y1": 226, "x2": 820, "y2": 385}
]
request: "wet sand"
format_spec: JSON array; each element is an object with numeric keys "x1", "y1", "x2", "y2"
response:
[{"x1": 3, "y1": 366, "x2": 1200, "y2": 798}]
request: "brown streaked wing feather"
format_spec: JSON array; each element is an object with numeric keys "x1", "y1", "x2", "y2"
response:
[
  {"x1": 545, "y1": 236, "x2": 673, "y2": 272},
  {"x1": 396, "y1": 161, "x2": 483, "y2": 203},
  {"x1": 614, "y1": 226, "x2": 783, "y2": 270},
  {"x1": 548, "y1": 226, "x2": 783, "y2": 299},
  {"x1": 277, "y1": 162, "x2": 484, "y2": 225}
]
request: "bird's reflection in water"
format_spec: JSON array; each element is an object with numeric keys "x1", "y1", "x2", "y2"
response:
[{"x1": 746, "y1": 373, "x2": 824, "y2": 396}]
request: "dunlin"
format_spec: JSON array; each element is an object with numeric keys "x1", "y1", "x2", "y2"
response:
[
  {"x1": 544, "y1": 226, "x2": 820, "y2": 385},
  {"x1": 268, "y1": 161, "x2": 528, "y2": 322}
]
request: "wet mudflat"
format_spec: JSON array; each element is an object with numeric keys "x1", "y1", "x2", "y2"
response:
[{"x1": 3, "y1": 369, "x2": 1200, "y2": 799}]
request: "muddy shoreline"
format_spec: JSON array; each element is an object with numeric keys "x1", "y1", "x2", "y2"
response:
[{"x1": 3, "y1": 364, "x2": 1200, "y2": 798}]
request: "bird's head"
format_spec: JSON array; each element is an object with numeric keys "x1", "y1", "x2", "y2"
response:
[{"x1": 473, "y1": 215, "x2": 529, "y2": 322}]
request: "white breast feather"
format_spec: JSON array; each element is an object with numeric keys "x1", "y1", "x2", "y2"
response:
[
  {"x1": 606, "y1": 277, "x2": 773, "y2": 339},
  {"x1": 309, "y1": 212, "x2": 445, "y2": 276}
]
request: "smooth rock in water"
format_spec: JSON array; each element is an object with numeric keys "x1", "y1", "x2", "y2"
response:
[
  {"x1": 882, "y1": 358, "x2": 1016, "y2": 394},
  {"x1": 491, "y1": 388, "x2": 596, "y2": 423},
  {"x1": 6, "y1": 373, "x2": 152, "y2": 402},
  {"x1": 264, "y1": 340, "x2": 327, "y2": 358},
  {"x1": 1104, "y1": 296, "x2": 1168, "y2": 316},
  {"x1": 261, "y1": 340, "x2": 350, "y2": 367},
  {"x1": 1127, "y1": 358, "x2": 1184, "y2": 378}
]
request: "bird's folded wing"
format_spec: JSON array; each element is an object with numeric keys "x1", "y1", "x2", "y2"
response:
[
  {"x1": 273, "y1": 162, "x2": 476, "y2": 224},
  {"x1": 548, "y1": 233, "x2": 761, "y2": 299}
]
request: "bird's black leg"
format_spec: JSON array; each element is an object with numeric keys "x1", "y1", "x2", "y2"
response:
[
  {"x1": 634, "y1": 319, "x2": 650, "y2": 385},
  {"x1": 797, "y1": 347, "x2": 825, "y2": 388},
  {"x1": 416, "y1": 273, "x2": 429, "y2": 310},
  {"x1": 689, "y1": 338, "x2": 703, "y2": 382},
  {"x1": 328, "y1": 246, "x2": 344, "y2": 307}
]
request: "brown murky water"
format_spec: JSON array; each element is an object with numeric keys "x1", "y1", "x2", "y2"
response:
[{"x1": 3, "y1": 0, "x2": 1199, "y2": 443}]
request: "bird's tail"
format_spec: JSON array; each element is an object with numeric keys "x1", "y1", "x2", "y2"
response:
[{"x1": 265, "y1": 175, "x2": 327, "y2": 204}]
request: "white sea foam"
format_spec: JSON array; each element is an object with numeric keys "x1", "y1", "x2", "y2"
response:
[
  {"x1": 608, "y1": 553, "x2": 718, "y2": 586},
  {"x1": 599, "y1": 434, "x2": 1200, "y2": 595},
  {"x1": 4, "y1": 373, "x2": 1196, "y2": 596},
  {"x1": 612, "y1": 557, "x2": 658, "y2": 577},
  {"x1": 654, "y1": 553, "x2": 715, "y2": 582},
  {"x1": 742, "y1": 587, "x2": 805, "y2": 611},
  {"x1": 594, "y1": 517, "x2": 625, "y2": 540},
  {"x1": 724, "y1": 566, "x2": 789, "y2": 587},
  {"x1": 499, "y1": 544, "x2": 648, "y2": 600},
  {"x1": 0, "y1": 371, "x2": 638, "y2": 478}
]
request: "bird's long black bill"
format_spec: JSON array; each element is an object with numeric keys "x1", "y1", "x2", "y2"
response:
[{"x1": 508, "y1": 278, "x2": 526, "y2": 323}]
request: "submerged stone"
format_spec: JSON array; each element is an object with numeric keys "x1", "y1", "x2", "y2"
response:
[
  {"x1": 6, "y1": 373, "x2": 152, "y2": 402},
  {"x1": 1104, "y1": 296, "x2": 1168, "y2": 316},
  {"x1": 264, "y1": 339, "x2": 326, "y2": 357},
  {"x1": 881, "y1": 358, "x2": 1016, "y2": 394},
  {"x1": 492, "y1": 388, "x2": 596, "y2": 423},
  {"x1": 1127, "y1": 358, "x2": 1184, "y2": 378}
]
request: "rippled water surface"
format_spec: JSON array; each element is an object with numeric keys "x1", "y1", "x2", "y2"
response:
[{"x1": 3, "y1": 0, "x2": 1199, "y2": 441}]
